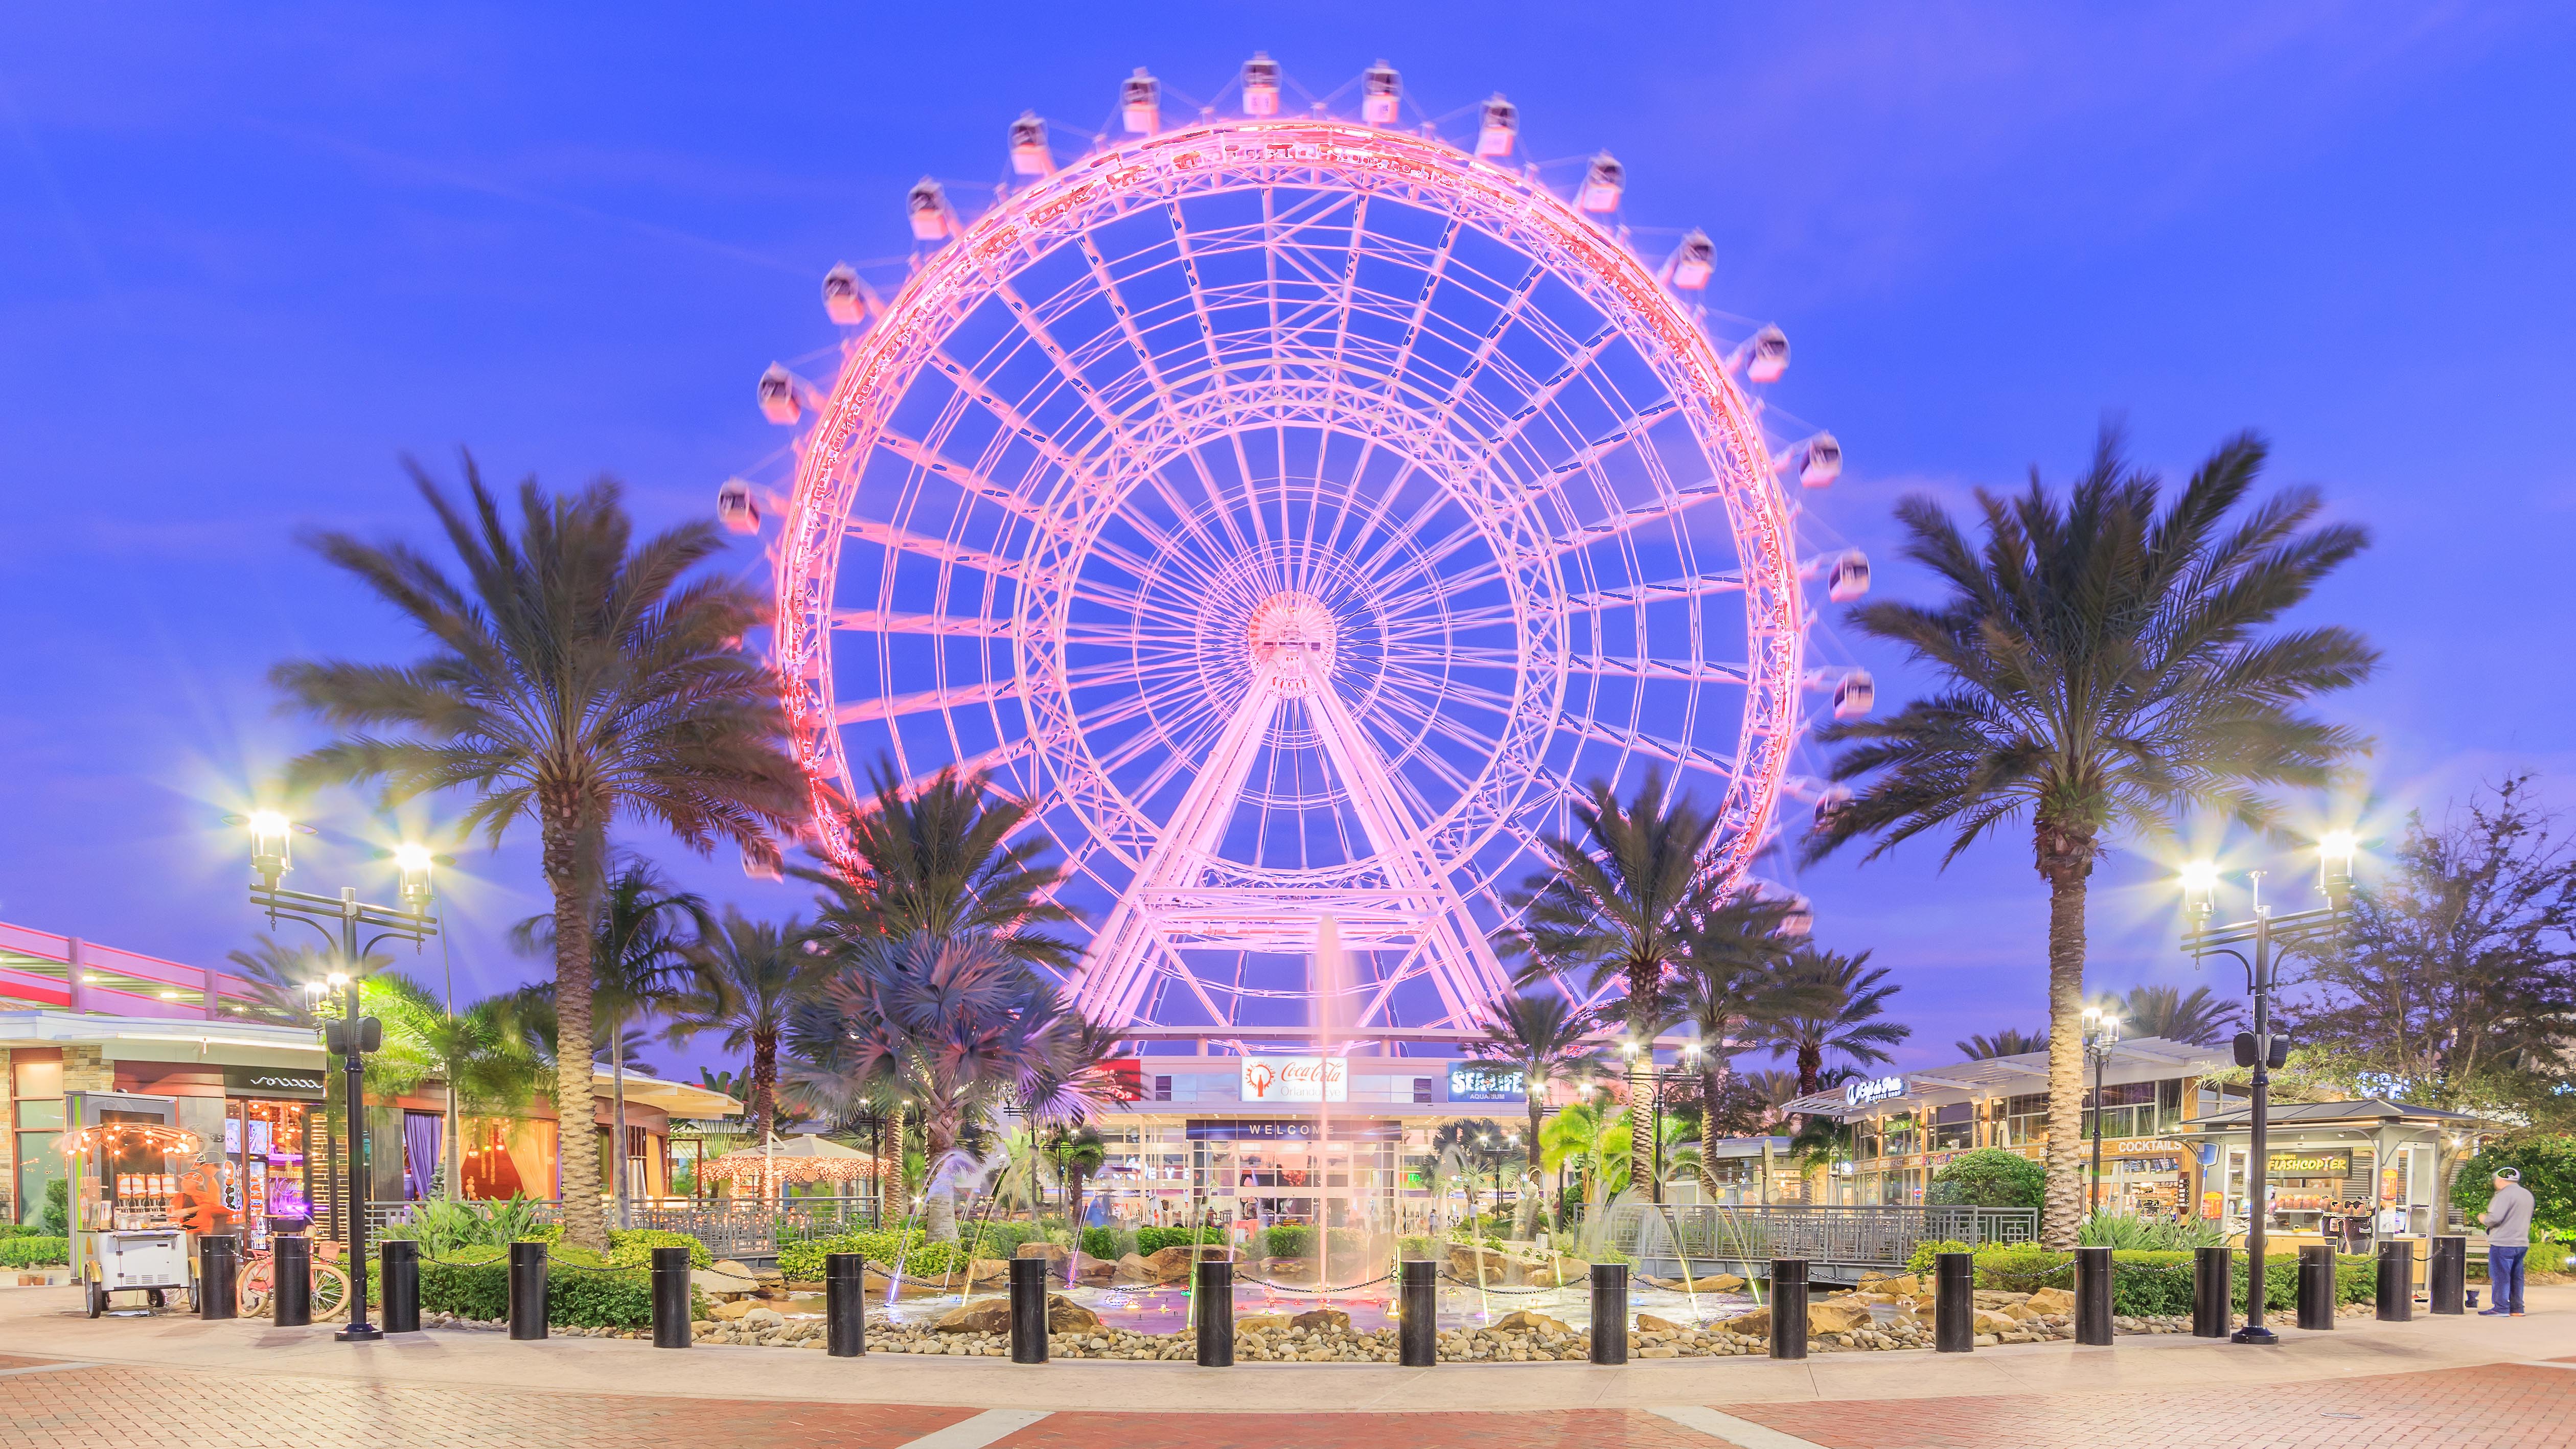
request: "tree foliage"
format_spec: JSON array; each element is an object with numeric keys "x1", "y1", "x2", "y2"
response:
[
  {"x1": 1926, "y1": 1147, "x2": 2049, "y2": 1211},
  {"x1": 1956, "y1": 1027, "x2": 2048, "y2": 1059}
]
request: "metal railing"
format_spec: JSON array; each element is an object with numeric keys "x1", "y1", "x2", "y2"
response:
[{"x1": 1586, "y1": 1202, "x2": 2037, "y2": 1272}]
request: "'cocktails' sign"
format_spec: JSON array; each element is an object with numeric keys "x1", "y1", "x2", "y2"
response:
[{"x1": 1239, "y1": 1056, "x2": 1347, "y2": 1102}]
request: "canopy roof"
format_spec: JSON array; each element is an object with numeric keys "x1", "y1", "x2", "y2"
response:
[
  {"x1": 1779, "y1": 1037, "x2": 2229, "y2": 1119},
  {"x1": 699, "y1": 1133, "x2": 880, "y2": 1181}
]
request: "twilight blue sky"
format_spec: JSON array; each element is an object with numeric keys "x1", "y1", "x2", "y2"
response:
[{"x1": 3, "y1": 4, "x2": 2570, "y2": 1080}]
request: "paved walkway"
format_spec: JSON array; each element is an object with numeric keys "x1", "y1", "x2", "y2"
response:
[{"x1": 1, "y1": 1285, "x2": 2569, "y2": 1446}]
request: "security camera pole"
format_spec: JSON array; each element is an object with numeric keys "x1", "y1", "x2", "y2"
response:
[{"x1": 2178, "y1": 834, "x2": 2355, "y2": 1345}]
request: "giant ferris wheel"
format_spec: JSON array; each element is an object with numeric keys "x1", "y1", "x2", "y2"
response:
[{"x1": 746, "y1": 58, "x2": 1866, "y2": 1034}]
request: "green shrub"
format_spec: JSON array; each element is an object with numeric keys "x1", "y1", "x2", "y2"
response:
[
  {"x1": 2078, "y1": 1211, "x2": 2227, "y2": 1251},
  {"x1": 1080, "y1": 1226, "x2": 1122, "y2": 1260},
  {"x1": 1905, "y1": 1239, "x2": 1972, "y2": 1277},
  {"x1": 40, "y1": 1180, "x2": 67, "y2": 1237},
  {"x1": 605, "y1": 1229, "x2": 710, "y2": 1270},
  {"x1": 1260, "y1": 1224, "x2": 1316, "y2": 1259},
  {"x1": 0, "y1": 1236, "x2": 70, "y2": 1268},
  {"x1": 1133, "y1": 1224, "x2": 1222, "y2": 1257},
  {"x1": 1397, "y1": 1234, "x2": 1437, "y2": 1261},
  {"x1": 0, "y1": 1224, "x2": 42, "y2": 1239},
  {"x1": 416, "y1": 1243, "x2": 697, "y2": 1328},
  {"x1": 1926, "y1": 1149, "x2": 2046, "y2": 1211},
  {"x1": 2456, "y1": 1136, "x2": 2576, "y2": 1237},
  {"x1": 1972, "y1": 1242, "x2": 2074, "y2": 1291}
]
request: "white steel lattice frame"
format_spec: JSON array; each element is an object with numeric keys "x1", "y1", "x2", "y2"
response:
[{"x1": 773, "y1": 118, "x2": 1805, "y2": 1031}]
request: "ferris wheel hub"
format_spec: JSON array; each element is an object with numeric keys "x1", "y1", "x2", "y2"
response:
[{"x1": 1245, "y1": 592, "x2": 1339, "y2": 695}]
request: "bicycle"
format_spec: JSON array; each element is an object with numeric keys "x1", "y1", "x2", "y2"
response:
[{"x1": 236, "y1": 1237, "x2": 351, "y2": 1321}]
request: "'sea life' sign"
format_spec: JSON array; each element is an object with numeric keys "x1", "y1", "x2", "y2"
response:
[
  {"x1": 1843, "y1": 1075, "x2": 1907, "y2": 1109},
  {"x1": 1239, "y1": 1056, "x2": 1347, "y2": 1103}
]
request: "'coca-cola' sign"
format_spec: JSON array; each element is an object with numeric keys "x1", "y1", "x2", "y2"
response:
[{"x1": 1238, "y1": 1056, "x2": 1347, "y2": 1102}]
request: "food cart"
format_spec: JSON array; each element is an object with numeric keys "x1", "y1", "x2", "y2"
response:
[
  {"x1": 60, "y1": 1097, "x2": 205, "y2": 1317},
  {"x1": 2178, "y1": 1097, "x2": 2492, "y2": 1264}
]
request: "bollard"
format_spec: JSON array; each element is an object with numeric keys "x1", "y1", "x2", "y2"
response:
[
  {"x1": 2375, "y1": 1240, "x2": 2412, "y2": 1322},
  {"x1": 272, "y1": 1234, "x2": 312, "y2": 1327},
  {"x1": 1768, "y1": 1259, "x2": 1807, "y2": 1362},
  {"x1": 381, "y1": 1240, "x2": 420, "y2": 1333},
  {"x1": 2192, "y1": 1246, "x2": 2232, "y2": 1338},
  {"x1": 825, "y1": 1252, "x2": 866, "y2": 1357},
  {"x1": 1193, "y1": 1257, "x2": 1233, "y2": 1367},
  {"x1": 2074, "y1": 1246, "x2": 2113, "y2": 1346},
  {"x1": 2296, "y1": 1245, "x2": 2335, "y2": 1330},
  {"x1": 1934, "y1": 1251, "x2": 1974, "y2": 1353},
  {"x1": 1589, "y1": 1262, "x2": 1629, "y2": 1364},
  {"x1": 509, "y1": 1241, "x2": 548, "y2": 1340},
  {"x1": 2429, "y1": 1236, "x2": 2465, "y2": 1316},
  {"x1": 1010, "y1": 1256, "x2": 1048, "y2": 1364},
  {"x1": 196, "y1": 1233, "x2": 238, "y2": 1321},
  {"x1": 651, "y1": 1245, "x2": 692, "y2": 1349},
  {"x1": 1399, "y1": 1259, "x2": 1437, "y2": 1367}
]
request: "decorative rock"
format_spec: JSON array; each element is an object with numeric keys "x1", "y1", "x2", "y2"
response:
[
  {"x1": 1115, "y1": 1252, "x2": 1155, "y2": 1283},
  {"x1": 1291, "y1": 1308, "x2": 1351, "y2": 1332},
  {"x1": 2027, "y1": 1286, "x2": 2076, "y2": 1315},
  {"x1": 967, "y1": 1258, "x2": 1013, "y2": 1284},
  {"x1": 1493, "y1": 1310, "x2": 1573, "y2": 1335},
  {"x1": 934, "y1": 1298, "x2": 1014, "y2": 1334},
  {"x1": 1016, "y1": 1241, "x2": 1068, "y2": 1262},
  {"x1": 708, "y1": 1298, "x2": 760, "y2": 1322},
  {"x1": 1636, "y1": 1313, "x2": 1684, "y2": 1333},
  {"x1": 1806, "y1": 1301, "x2": 1872, "y2": 1335},
  {"x1": 1046, "y1": 1295, "x2": 1101, "y2": 1331},
  {"x1": 1236, "y1": 1314, "x2": 1292, "y2": 1332}
]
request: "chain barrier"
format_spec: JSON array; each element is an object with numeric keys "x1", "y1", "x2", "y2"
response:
[
  {"x1": 1437, "y1": 1271, "x2": 1561, "y2": 1295},
  {"x1": 1234, "y1": 1271, "x2": 1395, "y2": 1295}
]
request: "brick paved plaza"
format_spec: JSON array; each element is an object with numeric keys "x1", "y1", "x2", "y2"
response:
[{"x1": 3, "y1": 1287, "x2": 2572, "y2": 1449}]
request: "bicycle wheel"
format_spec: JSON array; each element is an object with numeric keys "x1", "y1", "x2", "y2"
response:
[
  {"x1": 311, "y1": 1266, "x2": 349, "y2": 1321},
  {"x1": 237, "y1": 1260, "x2": 272, "y2": 1317}
]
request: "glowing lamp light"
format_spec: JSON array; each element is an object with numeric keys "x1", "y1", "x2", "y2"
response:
[
  {"x1": 2318, "y1": 830, "x2": 2358, "y2": 898},
  {"x1": 247, "y1": 810, "x2": 294, "y2": 888},
  {"x1": 327, "y1": 972, "x2": 350, "y2": 990},
  {"x1": 394, "y1": 842, "x2": 436, "y2": 912},
  {"x1": 2178, "y1": 860, "x2": 2220, "y2": 918}
]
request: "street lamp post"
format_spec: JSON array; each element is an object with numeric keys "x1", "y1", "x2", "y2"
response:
[
  {"x1": 2081, "y1": 1006, "x2": 2123, "y2": 1216},
  {"x1": 237, "y1": 812, "x2": 440, "y2": 1344},
  {"x1": 1621, "y1": 1040, "x2": 1702, "y2": 1203},
  {"x1": 2178, "y1": 833, "x2": 2356, "y2": 1347}
]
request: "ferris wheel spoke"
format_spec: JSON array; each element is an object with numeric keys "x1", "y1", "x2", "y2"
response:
[
  {"x1": 827, "y1": 608, "x2": 1011, "y2": 638},
  {"x1": 1564, "y1": 656, "x2": 1752, "y2": 687},
  {"x1": 1563, "y1": 573, "x2": 1752, "y2": 608},
  {"x1": 834, "y1": 676, "x2": 1015, "y2": 726},
  {"x1": 1553, "y1": 714, "x2": 1740, "y2": 777}
]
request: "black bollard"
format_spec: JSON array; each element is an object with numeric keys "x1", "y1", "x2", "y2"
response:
[
  {"x1": 1934, "y1": 1251, "x2": 1974, "y2": 1352},
  {"x1": 2192, "y1": 1246, "x2": 2232, "y2": 1338},
  {"x1": 272, "y1": 1234, "x2": 312, "y2": 1327},
  {"x1": 1193, "y1": 1257, "x2": 1233, "y2": 1367},
  {"x1": 2296, "y1": 1245, "x2": 2335, "y2": 1330},
  {"x1": 509, "y1": 1241, "x2": 548, "y2": 1340},
  {"x1": 2376, "y1": 1240, "x2": 2412, "y2": 1322},
  {"x1": 1399, "y1": 1259, "x2": 1437, "y2": 1367},
  {"x1": 1590, "y1": 1262, "x2": 1629, "y2": 1364},
  {"x1": 381, "y1": 1240, "x2": 420, "y2": 1333},
  {"x1": 196, "y1": 1233, "x2": 238, "y2": 1321},
  {"x1": 1010, "y1": 1256, "x2": 1048, "y2": 1364},
  {"x1": 2429, "y1": 1236, "x2": 2465, "y2": 1316},
  {"x1": 651, "y1": 1246, "x2": 693, "y2": 1349},
  {"x1": 1768, "y1": 1259, "x2": 1808, "y2": 1361},
  {"x1": 825, "y1": 1252, "x2": 866, "y2": 1357},
  {"x1": 2074, "y1": 1246, "x2": 2113, "y2": 1346}
]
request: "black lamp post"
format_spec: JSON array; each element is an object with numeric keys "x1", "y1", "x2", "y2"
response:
[
  {"x1": 2178, "y1": 832, "x2": 2356, "y2": 1346},
  {"x1": 2081, "y1": 1006, "x2": 2123, "y2": 1216},
  {"x1": 237, "y1": 812, "x2": 441, "y2": 1344}
]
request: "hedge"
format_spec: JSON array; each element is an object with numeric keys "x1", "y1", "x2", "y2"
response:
[
  {"x1": 1899, "y1": 1239, "x2": 2372, "y2": 1315},
  {"x1": 0, "y1": 1236, "x2": 69, "y2": 1269},
  {"x1": 1926, "y1": 1149, "x2": 2048, "y2": 1211},
  {"x1": 605, "y1": 1228, "x2": 710, "y2": 1270},
  {"x1": 417, "y1": 1244, "x2": 701, "y2": 1328}
]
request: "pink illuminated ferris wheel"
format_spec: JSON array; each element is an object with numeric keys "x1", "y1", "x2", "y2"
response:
[{"x1": 751, "y1": 60, "x2": 1861, "y2": 1033}]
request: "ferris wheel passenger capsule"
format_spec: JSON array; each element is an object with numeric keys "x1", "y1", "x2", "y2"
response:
[
  {"x1": 1779, "y1": 894, "x2": 1815, "y2": 936},
  {"x1": 821, "y1": 263, "x2": 866, "y2": 326},
  {"x1": 716, "y1": 478, "x2": 761, "y2": 535},
  {"x1": 1812, "y1": 785, "x2": 1855, "y2": 830},
  {"x1": 1476, "y1": 95, "x2": 1518, "y2": 158},
  {"x1": 1577, "y1": 153, "x2": 1625, "y2": 213},
  {"x1": 1833, "y1": 670, "x2": 1876, "y2": 720},
  {"x1": 1738, "y1": 324, "x2": 1790, "y2": 384},
  {"x1": 1242, "y1": 53, "x2": 1280, "y2": 116},
  {"x1": 1790, "y1": 431, "x2": 1842, "y2": 489},
  {"x1": 1009, "y1": 112, "x2": 1051, "y2": 176},
  {"x1": 757, "y1": 364, "x2": 801, "y2": 425},
  {"x1": 1362, "y1": 61, "x2": 1401, "y2": 125},
  {"x1": 908, "y1": 178, "x2": 953, "y2": 241},
  {"x1": 1827, "y1": 550, "x2": 1871, "y2": 602},
  {"x1": 1669, "y1": 230, "x2": 1714, "y2": 290},
  {"x1": 1121, "y1": 68, "x2": 1160, "y2": 134}
]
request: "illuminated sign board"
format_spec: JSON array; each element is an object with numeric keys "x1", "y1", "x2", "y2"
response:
[
  {"x1": 1843, "y1": 1075, "x2": 1906, "y2": 1108},
  {"x1": 1448, "y1": 1063, "x2": 1525, "y2": 1101},
  {"x1": 1238, "y1": 1056, "x2": 1346, "y2": 1103},
  {"x1": 2266, "y1": 1151, "x2": 2351, "y2": 1177}
]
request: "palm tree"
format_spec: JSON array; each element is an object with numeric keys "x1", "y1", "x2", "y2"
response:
[
  {"x1": 1767, "y1": 947, "x2": 1910, "y2": 1096},
  {"x1": 271, "y1": 459, "x2": 805, "y2": 1248},
  {"x1": 226, "y1": 937, "x2": 392, "y2": 1027},
  {"x1": 665, "y1": 910, "x2": 831, "y2": 1177},
  {"x1": 1467, "y1": 994, "x2": 1606, "y2": 1238},
  {"x1": 1806, "y1": 427, "x2": 2377, "y2": 1246},
  {"x1": 1502, "y1": 769, "x2": 1727, "y2": 1205},
  {"x1": 1539, "y1": 1097, "x2": 1620, "y2": 1213},
  {"x1": 788, "y1": 931, "x2": 1112, "y2": 1243},
  {"x1": 376, "y1": 978, "x2": 541, "y2": 1200},
  {"x1": 513, "y1": 857, "x2": 709, "y2": 1226},
  {"x1": 2112, "y1": 983, "x2": 2242, "y2": 1045},
  {"x1": 1658, "y1": 897, "x2": 1814, "y2": 1176},
  {"x1": 801, "y1": 762, "x2": 1084, "y2": 971},
  {"x1": 1049, "y1": 1125, "x2": 1108, "y2": 1279},
  {"x1": 1957, "y1": 1028, "x2": 2049, "y2": 1059}
]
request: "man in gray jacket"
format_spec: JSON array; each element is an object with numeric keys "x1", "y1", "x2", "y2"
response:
[{"x1": 2480, "y1": 1166, "x2": 2535, "y2": 1317}]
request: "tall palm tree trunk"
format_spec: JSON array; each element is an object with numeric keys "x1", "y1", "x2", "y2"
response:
[
  {"x1": 445, "y1": 1081, "x2": 461, "y2": 1203},
  {"x1": 2039, "y1": 833, "x2": 2094, "y2": 1249},
  {"x1": 923, "y1": 1116, "x2": 959, "y2": 1244},
  {"x1": 546, "y1": 823, "x2": 607, "y2": 1250},
  {"x1": 612, "y1": 1031, "x2": 631, "y2": 1228},
  {"x1": 1627, "y1": 960, "x2": 1659, "y2": 1203},
  {"x1": 1517, "y1": 1097, "x2": 1545, "y2": 1239}
]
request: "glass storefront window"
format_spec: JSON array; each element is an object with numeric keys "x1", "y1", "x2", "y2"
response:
[
  {"x1": 16, "y1": 1133, "x2": 60, "y2": 1227},
  {"x1": 12, "y1": 1059, "x2": 62, "y2": 1100},
  {"x1": 1929, "y1": 1102, "x2": 1973, "y2": 1151},
  {"x1": 13, "y1": 1099, "x2": 63, "y2": 1130}
]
